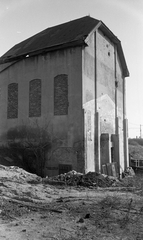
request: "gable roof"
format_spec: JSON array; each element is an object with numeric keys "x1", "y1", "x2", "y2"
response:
[
  {"x1": 0, "y1": 16, "x2": 129, "y2": 77},
  {"x1": 0, "y1": 16, "x2": 99, "y2": 62}
]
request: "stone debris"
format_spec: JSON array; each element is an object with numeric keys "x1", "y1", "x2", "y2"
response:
[
  {"x1": 45, "y1": 170, "x2": 119, "y2": 188},
  {"x1": 77, "y1": 218, "x2": 84, "y2": 223},
  {"x1": 0, "y1": 164, "x2": 134, "y2": 189},
  {"x1": 122, "y1": 167, "x2": 135, "y2": 178},
  {"x1": 84, "y1": 213, "x2": 90, "y2": 219}
]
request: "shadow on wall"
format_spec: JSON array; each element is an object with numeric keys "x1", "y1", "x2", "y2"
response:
[
  {"x1": 0, "y1": 125, "x2": 85, "y2": 177},
  {"x1": 0, "y1": 124, "x2": 54, "y2": 177}
]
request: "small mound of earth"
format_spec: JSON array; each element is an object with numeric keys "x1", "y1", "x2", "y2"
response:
[{"x1": 44, "y1": 170, "x2": 119, "y2": 188}]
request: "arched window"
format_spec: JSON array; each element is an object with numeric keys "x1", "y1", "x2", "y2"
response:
[
  {"x1": 7, "y1": 83, "x2": 18, "y2": 119},
  {"x1": 54, "y1": 74, "x2": 68, "y2": 115},
  {"x1": 29, "y1": 79, "x2": 41, "y2": 117}
]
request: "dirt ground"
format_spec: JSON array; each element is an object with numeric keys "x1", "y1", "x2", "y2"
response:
[{"x1": 0, "y1": 165, "x2": 143, "y2": 240}]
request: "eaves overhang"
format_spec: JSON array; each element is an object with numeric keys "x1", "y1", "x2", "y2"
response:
[{"x1": 0, "y1": 39, "x2": 86, "y2": 65}]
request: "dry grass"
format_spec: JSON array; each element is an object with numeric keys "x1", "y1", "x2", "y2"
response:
[{"x1": 121, "y1": 171, "x2": 143, "y2": 192}]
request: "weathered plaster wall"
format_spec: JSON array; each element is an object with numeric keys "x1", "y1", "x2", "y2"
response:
[
  {"x1": 96, "y1": 30, "x2": 125, "y2": 171},
  {"x1": 82, "y1": 34, "x2": 95, "y2": 173},
  {"x1": 116, "y1": 54, "x2": 124, "y2": 171},
  {"x1": 83, "y1": 100, "x2": 95, "y2": 173},
  {"x1": 96, "y1": 30, "x2": 115, "y2": 134},
  {"x1": 0, "y1": 47, "x2": 84, "y2": 176},
  {"x1": 82, "y1": 34, "x2": 95, "y2": 104}
]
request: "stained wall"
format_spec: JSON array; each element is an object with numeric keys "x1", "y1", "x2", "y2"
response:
[
  {"x1": 96, "y1": 29, "x2": 125, "y2": 171},
  {"x1": 82, "y1": 33, "x2": 95, "y2": 173},
  {"x1": 0, "y1": 47, "x2": 84, "y2": 176}
]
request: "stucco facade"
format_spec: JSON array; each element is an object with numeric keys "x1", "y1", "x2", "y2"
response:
[
  {"x1": 0, "y1": 47, "x2": 85, "y2": 176},
  {"x1": 0, "y1": 16, "x2": 129, "y2": 177}
]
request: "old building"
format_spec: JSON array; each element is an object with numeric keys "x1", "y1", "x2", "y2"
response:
[{"x1": 0, "y1": 16, "x2": 129, "y2": 177}]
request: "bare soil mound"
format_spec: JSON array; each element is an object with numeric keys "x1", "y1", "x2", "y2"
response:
[{"x1": 0, "y1": 165, "x2": 143, "y2": 239}]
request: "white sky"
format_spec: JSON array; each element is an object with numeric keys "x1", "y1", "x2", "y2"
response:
[{"x1": 0, "y1": 0, "x2": 143, "y2": 138}]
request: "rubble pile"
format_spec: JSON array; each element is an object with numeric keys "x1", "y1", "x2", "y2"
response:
[
  {"x1": 122, "y1": 167, "x2": 135, "y2": 178},
  {"x1": 46, "y1": 170, "x2": 119, "y2": 188},
  {"x1": 83, "y1": 172, "x2": 118, "y2": 187}
]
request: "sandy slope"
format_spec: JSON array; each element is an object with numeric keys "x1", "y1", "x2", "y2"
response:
[{"x1": 0, "y1": 165, "x2": 143, "y2": 240}]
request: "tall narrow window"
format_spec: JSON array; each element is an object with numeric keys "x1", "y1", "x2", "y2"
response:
[
  {"x1": 7, "y1": 83, "x2": 18, "y2": 119},
  {"x1": 54, "y1": 74, "x2": 68, "y2": 115},
  {"x1": 29, "y1": 79, "x2": 41, "y2": 117}
]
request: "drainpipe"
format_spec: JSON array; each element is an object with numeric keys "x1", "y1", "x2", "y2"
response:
[
  {"x1": 123, "y1": 76, "x2": 129, "y2": 168},
  {"x1": 94, "y1": 30, "x2": 101, "y2": 173},
  {"x1": 123, "y1": 76, "x2": 126, "y2": 120},
  {"x1": 114, "y1": 45, "x2": 118, "y2": 134},
  {"x1": 95, "y1": 31, "x2": 97, "y2": 113},
  {"x1": 114, "y1": 44, "x2": 121, "y2": 176}
]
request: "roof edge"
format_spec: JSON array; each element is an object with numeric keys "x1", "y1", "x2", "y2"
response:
[
  {"x1": 98, "y1": 22, "x2": 129, "y2": 77},
  {"x1": 0, "y1": 39, "x2": 86, "y2": 64}
]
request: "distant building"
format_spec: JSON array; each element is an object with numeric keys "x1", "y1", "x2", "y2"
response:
[{"x1": 0, "y1": 16, "x2": 129, "y2": 176}]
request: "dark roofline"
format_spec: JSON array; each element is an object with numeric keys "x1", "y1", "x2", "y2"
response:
[
  {"x1": 0, "y1": 39, "x2": 87, "y2": 64},
  {"x1": 0, "y1": 16, "x2": 129, "y2": 77}
]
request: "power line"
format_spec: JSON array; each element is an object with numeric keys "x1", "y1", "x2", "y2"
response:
[
  {"x1": 140, "y1": 124, "x2": 142, "y2": 138},
  {"x1": 128, "y1": 127, "x2": 140, "y2": 129},
  {"x1": 128, "y1": 122, "x2": 143, "y2": 126}
]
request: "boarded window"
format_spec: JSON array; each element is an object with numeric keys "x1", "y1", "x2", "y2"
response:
[
  {"x1": 54, "y1": 74, "x2": 68, "y2": 115},
  {"x1": 7, "y1": 83, "x2": 18, "y2": 119},
  {"x1": 29, "y1": 79, "x2": 41, "y2": 117},
  {"x1": 59, "y1": 164, "x2": 72, "y2": 175}
]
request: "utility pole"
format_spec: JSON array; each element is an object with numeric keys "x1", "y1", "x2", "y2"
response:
[{"x1": 140, "y1": 124, "x2": 142, "y2": 139}]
